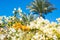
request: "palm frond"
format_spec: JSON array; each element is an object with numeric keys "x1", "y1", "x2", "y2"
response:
[{"x1": 27, "y1": 0, "x2": 56, "y2": 18}]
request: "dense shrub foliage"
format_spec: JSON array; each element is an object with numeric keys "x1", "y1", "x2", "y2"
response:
[{"x1": 0, "y1": 8, "x2": 60, "y2": 40}]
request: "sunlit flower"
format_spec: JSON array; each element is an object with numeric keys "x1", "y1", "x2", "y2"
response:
[
  {"x1": 53, "y1": 35, "x2": 57, "y2": 40},
  {"x1": 51, "y1": 22, "x2": 57, "y2": 27},
  {"x1": 9, "y1": 28, "x2": 16, "y2": 32},
  {"x1": 0, "y1": 16, "x2": 3, "y2": 20},
  {"x1": 13, "y1": 11, "x2": 15, "y2": 13},
  {"x1": 0, "y1": 20, "x2": 3, "y2": 24},
  {"x1": 14, "y1": 8, "x2": 16, "y2": 10},
  {"x1": 44, "y1": 7, "x2": 47, "y2": 10},
  {"x1": 0, "y1": 34, "x2": 6, "y2": 40},
  {"x1": 56, "y1": 18, "x2": 60, "y2": 22},
  {"x1": 18, "y1": 8, "x2": 22, "y2": 12},
  {"x1": 20, "y1": 18, "x2": 22, "y2": 21},
  {"x1": 29, "y1": 22, "x2": 36, "y2": 29},
  {"x1": 11, "y1": 36, "x2": 16, "y2": 40},
  {"x1": 32, "y1": 33, "x2": 45, "y2": 40}
]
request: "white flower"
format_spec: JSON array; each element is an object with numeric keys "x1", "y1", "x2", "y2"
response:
[
  {"x1": 17, "y1": 38, "x2": 20, "y2": 40},
  {"x1": 0, "y1": 20, "x2": 3, "y2": 24},
  {"x1": 35, "y1": 33, "x2": 39, "y2": 38},
  {"x1": 11, "y1": 36, "x2": 16, "y2": 40},
  {"x1": 44, "y1": 7, "x2": 47, "y2": 10},
  {"x1": 56, "y1": 27, "x2": 60, "y2": 33},
  {"x1": 7, "y1": 34, "x2": 11, "y2": 38},
  {"x1": 10, "y1": 28, "x2": 16, "y2": 33},
  {"x1": 0, "y1": 34, "x2": 6, "y2": 40},
  {"x1": 51, "y1": 22, "x2": 57, "y2": 27},
  {"x1": 29, "y1": 22, "x2": 36, "y2": 29},
  {"x1": 14, "y1": 8, "x2": 16, "y2": 10},
  {"x1": 53, "y1": 35, "x2": 57, "y2": 40},
  {"x1": 20, "y1": 18, "x2": 22, "y2": 21},
  {"x1": 13, "y1": 11, "x2": 15, "y2": 13},
  {"x1": 32, "y1": 33, "x2": 45, "y2": 40},
  {"x1": 37, "y1": 17, "x2": 44, "y2": 22},
  {"x1": 0, "y1": 16, "x2": 3, "y2": 20},
  {"x1": 5, "y1": 17, "x2": 9, "y2": 22},
  {"x1": 18, "y1": 8, "x2": 22, "y2": 12},
  {"x1": 44, "y1": 19, "x2": 50, "y2": 24},
  {"x1": 56, "y1": 18, "x2": 60, "y2": 22},
  {"x1": 32, "y1": 33, "x2": 39, "y2": 39},
  {"x1": 18, "y1": 29, "x2": 22, "y2": 32},
  {"x1": 19, "y1": 13, "x2": 23, "y2": 16},
  {"x1": 16, "y1": 34, "x2": 19, "y2": 36}
]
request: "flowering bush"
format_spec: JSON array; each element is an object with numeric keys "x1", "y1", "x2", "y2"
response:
[{"x1": 0, "y1": 8, "x2": 60, "y2": 40}]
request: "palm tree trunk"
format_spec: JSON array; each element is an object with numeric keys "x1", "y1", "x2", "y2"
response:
[
  {"x1": 40, "y1": 13, "x2": 45, "y2": 18},
  {"x1": 40, "y1": 13, "x2": 42, "y2": 17}
]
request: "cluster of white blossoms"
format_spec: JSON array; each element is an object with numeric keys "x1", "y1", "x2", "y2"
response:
[
  {"x1": 0, "y1": 16, "x2": 60, "y2": 40},
  {"x1": 0, "y1": 28, "x2": 28, "y2": 40},
  {"x1": 29, "y1": 17, "x2": 60, "y2": 40},
  {"x1": 13, "y1": 8, "x2": 23, "y2": 16},
  {"x1": 6, "y1": 28, "x2": 27, "y2": 40}
]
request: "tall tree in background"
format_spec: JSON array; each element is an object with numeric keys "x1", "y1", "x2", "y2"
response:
[{"x1": 27, "y1": 0, "x2": 56, "y2": 18}]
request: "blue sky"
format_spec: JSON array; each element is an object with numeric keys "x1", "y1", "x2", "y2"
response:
[{"x1": 0, "y1": 0, "x2": 60, "y2": 22}]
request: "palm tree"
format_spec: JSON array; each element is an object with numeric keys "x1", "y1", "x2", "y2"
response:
[{"x1": 27, "y1": 0, "x2": 56, "y2": 18}]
